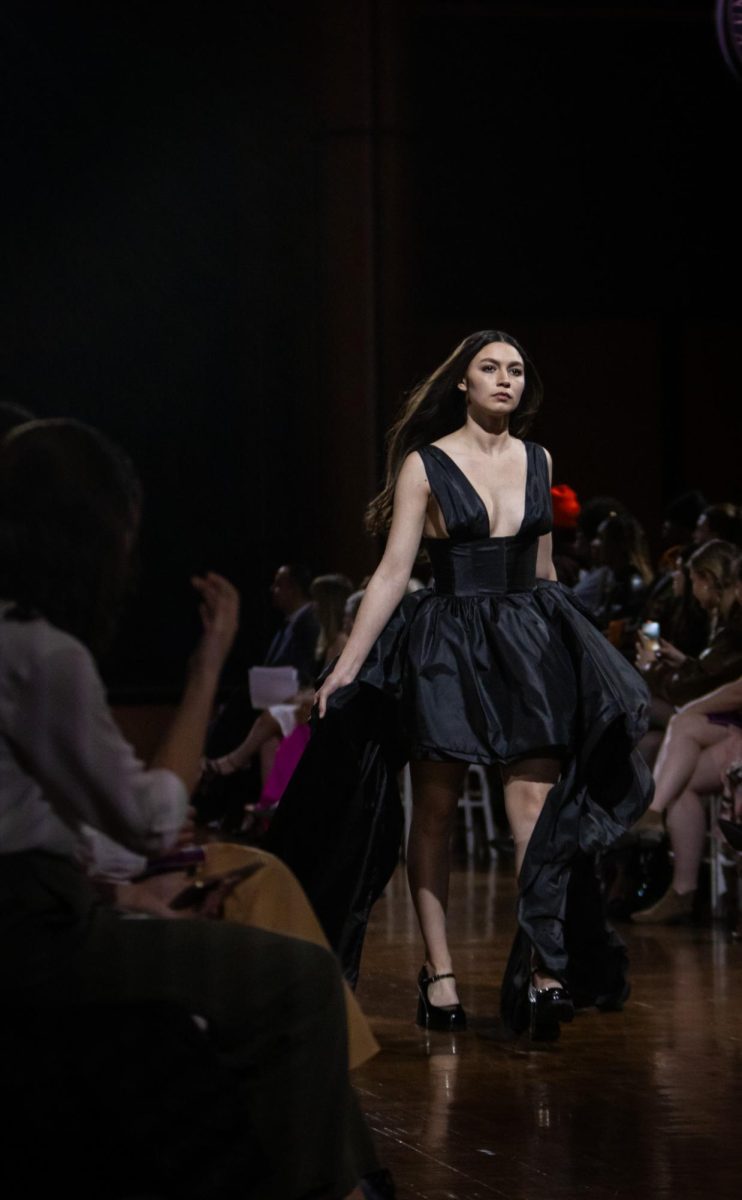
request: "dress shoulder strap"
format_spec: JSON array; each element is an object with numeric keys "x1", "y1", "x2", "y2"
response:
[{"x1": 417, "y1": 446, "x2": 489, "y2": 541}]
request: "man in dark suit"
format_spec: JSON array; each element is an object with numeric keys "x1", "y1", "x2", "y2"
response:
[{"x1": 264, "y1": 563, "x2": 320, "y2": 685}]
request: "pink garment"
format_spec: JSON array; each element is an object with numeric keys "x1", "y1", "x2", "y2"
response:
[{"x1": 258, "y1": 723, "x2": 311, "y2": 810}]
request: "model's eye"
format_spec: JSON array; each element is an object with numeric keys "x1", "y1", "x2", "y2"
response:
[
  {"x1": 509, "y1": 366, "x2": 523, "y2": 376},
  {"x1": 481, "y1": 365, "x2": 495, "y2": 372}
]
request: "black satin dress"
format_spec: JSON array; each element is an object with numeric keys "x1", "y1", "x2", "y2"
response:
[{"x1": 267, "y1": 441, "x2": 653, "y2": 1028}]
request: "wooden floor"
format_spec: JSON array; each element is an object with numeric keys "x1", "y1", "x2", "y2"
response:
[{"x1": 353, "y1": 852, "x2": 741, "y2": 1200}]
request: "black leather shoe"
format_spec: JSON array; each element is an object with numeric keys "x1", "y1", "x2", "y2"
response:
[
  {"x1": 528, "y1": 979, "x2": 574, "y2": 1041},
  {"x1": 416, "y1": 966, "x2": 467, "y2": 1032}
]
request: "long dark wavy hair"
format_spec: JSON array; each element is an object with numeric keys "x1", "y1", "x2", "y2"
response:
[
  {"x1": 365, "y1": 329, "x2": 543, "y2": 534},
  {"x1": 0, "y1": 419, "x2": 142, "y2": 657}
]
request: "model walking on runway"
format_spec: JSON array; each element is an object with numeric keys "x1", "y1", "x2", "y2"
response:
[{"x1": 267, "y1": 329, "x2": 653, "y2": 1041}]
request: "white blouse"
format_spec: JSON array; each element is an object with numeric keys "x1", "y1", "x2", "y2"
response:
[{"x1": 0, "y1": 603, "x2": 188, "y2": 879}]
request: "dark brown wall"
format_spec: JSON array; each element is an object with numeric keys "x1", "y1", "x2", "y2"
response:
[
  {"x1": 1, "y1": 1, "x2": 739, "y2": 685},
  {"x1": 303, "y1": 0, "x2": 742, "y2": 575}
]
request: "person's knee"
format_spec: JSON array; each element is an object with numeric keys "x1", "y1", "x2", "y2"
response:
[
  {"x1": 666, "y1": 710, "x2": 702, "y2": 743},
  {"x1": 507, "y1": 781, "x2": 549, "y2": 834}
]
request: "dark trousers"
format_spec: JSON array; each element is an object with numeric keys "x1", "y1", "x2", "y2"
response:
[{"x1": 0, "y1": 852, "x2": 377, "y2": 1199}]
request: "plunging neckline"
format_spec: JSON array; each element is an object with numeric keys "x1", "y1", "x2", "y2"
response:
[{"x1": 425, "y1": 441, "x2": 531, "y2": 541}]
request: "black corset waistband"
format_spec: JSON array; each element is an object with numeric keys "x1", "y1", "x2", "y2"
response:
[{"x1": 424, "y1": 537, "x2": 538, "y2": 596}]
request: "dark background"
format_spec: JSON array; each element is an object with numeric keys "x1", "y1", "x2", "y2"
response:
[{"x1": 1, "y1": 1, "x2": 739, "y2": 692}]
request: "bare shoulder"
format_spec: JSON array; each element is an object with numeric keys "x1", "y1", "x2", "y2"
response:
[
  {"x1": 533, "y1": 443, "x2": 553, "y2": 477},
  {"x1": 399, "y1": 450, "x2": 431, "y2": 491}
]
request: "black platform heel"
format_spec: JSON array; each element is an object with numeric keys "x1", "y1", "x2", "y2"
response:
[
  {"x1": 416, "y1": 966, "x2": 467, "y2": 1032},
  {"x1": 527, "y1": 975, "x2": 574, "y2": 1042}
]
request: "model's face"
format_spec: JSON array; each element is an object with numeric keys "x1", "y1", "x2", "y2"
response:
[{"x1": 458, "y1": 341, "x2": 525, "y2": 419}]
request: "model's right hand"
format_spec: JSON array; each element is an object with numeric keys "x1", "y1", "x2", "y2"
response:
[{"x1": 314, "y1": 668, "x2": 356, "y2": 718}]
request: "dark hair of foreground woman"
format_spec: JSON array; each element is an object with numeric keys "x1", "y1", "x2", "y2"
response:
[
  {"x1": 0, "y1": 419, "x2": 384, "y2": 1200},
  {"x1": 0, "y1": 418, "x2": 141, "y2": 656}
]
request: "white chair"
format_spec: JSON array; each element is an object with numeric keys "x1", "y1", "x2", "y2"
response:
[
  {"x1": 459, "y1": 764, "x2": 497, "y2": 861},
  {"x1": 399, "y1": 762, "x2": 497, "y2": 861}
]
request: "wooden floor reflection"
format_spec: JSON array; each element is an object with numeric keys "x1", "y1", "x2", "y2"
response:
[{"x1": 353, "y1": 856, "x2": 740, "y2": 1199}]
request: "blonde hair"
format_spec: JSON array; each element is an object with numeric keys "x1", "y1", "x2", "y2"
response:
[
  {"x1": 688, "y1": 539, "x2": 737, "y2": 615},
  {"x1": 311, "y1": 573, "x2": 353, "y2": 661}
]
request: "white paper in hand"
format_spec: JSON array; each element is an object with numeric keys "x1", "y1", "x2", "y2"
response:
[{"x1": 248, "y1": 665, "x2": 299, "y2": 708}]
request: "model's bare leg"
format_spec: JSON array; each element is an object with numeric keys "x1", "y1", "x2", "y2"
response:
[
  {"x1": 502, "y1": 756, "x2": 561, "y2": 989},
  {"x1": 407, "y1": 759, "x2": 468, "y2": 1007}
]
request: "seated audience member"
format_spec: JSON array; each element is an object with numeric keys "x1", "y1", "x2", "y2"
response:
[
  {"x1": 589, "y1": 511, "x2": 653, "y2": 652},
  {"x1": 198, "y1": 561, "x2": 322, "y2": 826},
  {"x1": 264, "y1": 562, "x2": 322, "y2": 685},
  {"x1": 571, "y1": 495, "x2": 630, "y2": 614},
  {"x1": 550, "y1": 483, "x2": 582, "y2": 586},
  {"x1": 204, "y1": 573, "x2": 353, "y2": 789},
  {"x1": 644, "y1": 490, "x2": 708, "y2": 627},
  {"x1": 642, "y1": 543, "x2": 709, "y2": 657},
  {"x1": 627, "y1": 673, "x2": 742, "y2": 924},
  {"x1": 0, "y1": 420, "x2": 384, "y2": 1200},
  {"x1": 636, "y1": 543, "x2": 710, "y2": 768},
  {"x1": 636, "y1": 542, "x2": 742, "y2": 712},
  {"x1": 245, "y1": 580, "x2": 366, "y2": 819},
  {"x1": 693, "y1": 502, "x2": 742, "y2": 549}
]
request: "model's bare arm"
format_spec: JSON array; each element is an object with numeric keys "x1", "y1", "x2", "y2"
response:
[
  {"x1": 536, "y1": 449, "x2": 557, "y2": 581},
  {"x1": 316, "y1": 453, "x2": 429, "y2": 716}
]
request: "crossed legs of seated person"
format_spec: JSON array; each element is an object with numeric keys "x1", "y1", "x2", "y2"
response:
[
  {"x1": 631, "y1": 715, "x2": 740, "y2": 923},
  {"x1": 0, "y1": 851, "x2": 383, "y2": 1200}
]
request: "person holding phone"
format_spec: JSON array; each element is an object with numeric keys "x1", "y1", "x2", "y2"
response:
[{"x1": 0, "y1": 419, "x2": 383, "y2": 1200}]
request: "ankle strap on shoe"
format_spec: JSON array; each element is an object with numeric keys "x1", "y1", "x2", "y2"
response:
[{"x1": 428, "y1": 971, "x2": 455, "y2": 983}]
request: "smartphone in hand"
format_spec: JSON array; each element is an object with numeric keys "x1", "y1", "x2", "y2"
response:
[{"x1": 640, "y1": 620, "x2": 661, "y2": 654}]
